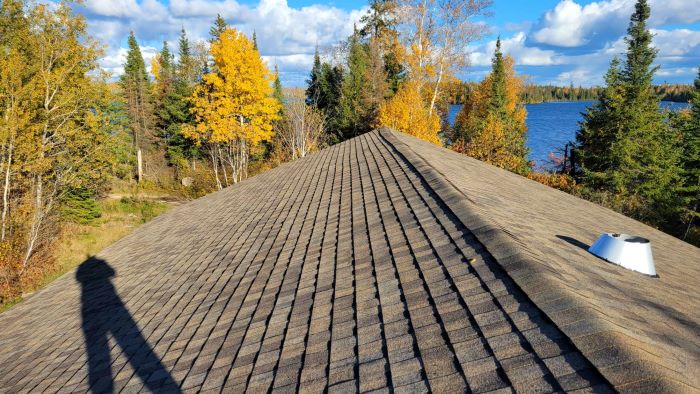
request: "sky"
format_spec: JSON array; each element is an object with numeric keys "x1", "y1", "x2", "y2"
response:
[{"x1": 73, "y1": 0, "x2": 700, "y2": 87}]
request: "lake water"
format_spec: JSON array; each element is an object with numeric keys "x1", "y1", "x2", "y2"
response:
[{"x1": 447, "y1": 101, "x2": 690, "y2": 169}]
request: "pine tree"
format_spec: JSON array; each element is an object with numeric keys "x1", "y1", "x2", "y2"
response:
[
  {"x1": 209, "y1": 14, "x2": 227, "y2": 42},
  {"x1": 273, "y1": 65, "x2": 284, "y2": 106},
  {"x1": 306, "y1": 46, "x2": 322, "y2": 105},
  {"x1": 680, "y1": 67, "x2": 700, "y2": 239},
  {"x1": 121, "y1": 31, "x2": 153, "y2": 182},
  {"x1": 317, "y1": 63, "x2": 343, "y2": 124},
  {"x1": 177, "y1": 28, "x2": 198, "y2": 86},
  {"x1": 576, "y1": 0, "x2": 683, "y2": 223},
  {"x1": 489, "y1": 38, "x2": 507, "y2": 116},
  {"x1": 337, "y1": 29, "x2": 370, "y2": 140},
  {"x1": 453, "y1": 41, "x2": 529, "y2": 174},
  {"x1": 252, "y1": 30, "x2": 258, "y2": 51},
  {"x1": 575, "y1": 57, "x2": 626, "y2": 185}
]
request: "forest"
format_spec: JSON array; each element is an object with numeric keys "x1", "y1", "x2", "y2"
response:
[
  {"x1": 446, "y1": 81, "x2": 694, "y2": 104},
  {"x1": 0, "y1": 0, "x2": 697, "y2": 306}
]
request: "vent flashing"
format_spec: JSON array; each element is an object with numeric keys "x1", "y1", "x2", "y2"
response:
[{"x1": 589, "y1": 233, "x2": 657, "y2": 276}]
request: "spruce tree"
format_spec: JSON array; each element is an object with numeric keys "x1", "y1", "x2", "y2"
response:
[
  {"x1": 575, "y1": 57, "x2": 626, "y2": 186},
  {"x1": 453, "y1": 40, "x2": 529, "y2": 174},
  {"x1": 273, "y1": 65, "x2": 284, "y2": 107},
  {"x1": 252, "y1": 30, "x2": 258, "y2": 51},
  {"x1": 488, "y1": 37, "x2": 507, "y2": 116},
  {"x1": 576, "y1": 0, "x2": 683, "y2": 223},
  {"x1": 318, "y1": 64, "x2": 344, "y2": 130},
  {"x1": 680, "y1": 67, "x2": 700, "y2": 238},
  {"x1": 121, "y1": 31, "x2": 153, "y2": 181},
  {"x1": 177, "y1": 28, "x2": 197, "y2": 86},
  {"x1": 209, "y1": 14, "x2": 227, "y2": 42},
  {"x1": 337, "y1": 29, "x2": 370, "y2": 140},
  {"x1": 306, "y1": 46, "x2": 322, "y2": 105}
]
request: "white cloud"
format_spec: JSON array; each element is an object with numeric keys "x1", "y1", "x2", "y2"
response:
[
  {"x1": 531, "y1": 0, "x2": 700, "y2": 48},
  {"x1": 657, "y1": 67, "x2": 698, "y2": 77},
  {"x1": 469, "y1": 32, "x2": 562, "y2": 66},
  {"x1": 79, "y1": 0, "x2": 367, "y2": 85},
  {"x1": 651, "y1": 29, "x2": 700, "y2": 59}
]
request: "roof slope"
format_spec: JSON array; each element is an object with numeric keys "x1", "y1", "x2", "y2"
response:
[
  {"x1": 385, "y1": 129, "x2": 700, "y2": 392},
  {"x1": 0, "y1": 129, "x2": 695, "y2": 393}
]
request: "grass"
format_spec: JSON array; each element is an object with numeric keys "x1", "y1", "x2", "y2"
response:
[{"x1": 0, "y1": 197, "x2": 172, "y2": 313}]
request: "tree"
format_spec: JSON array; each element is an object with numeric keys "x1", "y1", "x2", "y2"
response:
[
  {"x1": 121, "y1": 31, "x2": 153, "y2": 182},
  {"x1": 273, "y1": 65, "x2": 284, "y2": 107},
  {"x1": 575, "y1": 57, "x2": 626, "y2": 186},
  {"x1": 398, "y1": 0, "x2": 492, "y2": 115},
  {"x1": 184, "y1": 28, "x2": 280, "y2": 188},
  {"x1": 209, "y1": 14, "x2": 227, "y2": 42},
  {"x1": 336, "y1": 29, "x2": 370, "y2": 140},
  {"x1": 306, "y1": 46, "x2": 323, "y2": 105},
  {"x1": 177, "y1": 28, "x2": 198, "y2": 86},
  {"x1": 576, "y1": 0, "x2": 683, "y2": 223},
  {"x1": 0, "y1": 1, "x2": 112, "y2": 284},
  {"x1": 679, "y1": 67, "x2": 700, "y2": 239},
  {"x1": 277, "y1": 91, "x2": 326, "y2": 161},
  {"x1": 453, "y1": 39, "x2": 529, "y2": 174},
  {"x1": 360, "y1": 0, "x2": 404, "y2": 95},
  {"x1": 376, "y1": 80, "x2": 440, "y2": 144}
]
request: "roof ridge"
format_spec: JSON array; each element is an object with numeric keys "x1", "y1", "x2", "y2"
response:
[{"x1": 378, "y1": 128, "x2": 697, "y2": 393}]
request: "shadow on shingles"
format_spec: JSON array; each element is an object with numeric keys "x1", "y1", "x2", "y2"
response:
[
  {"x1": 76, "y1": 257, "x2": 181, "y2": 393},
  {"x1": 556, "y1": 235, "x2": 590, "y2": 252}
]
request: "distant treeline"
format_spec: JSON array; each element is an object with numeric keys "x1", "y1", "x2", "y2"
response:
[{"x1": 445, "y1": 81, "x2": 693, "y2": 104}]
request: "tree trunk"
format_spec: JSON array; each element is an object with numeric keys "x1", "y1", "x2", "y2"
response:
[
  {"x1": 136, "y1": 148, "x2": 143, "y2": 183},
  {"x1": 23, "y1": 174, "x2": 43, "y2": 268},
  {"x1": 210, "y1": 146, "x2": 222, "y2": 190},
  {"x1": 1, "y1": 140, "x2": 13, "y2": 241},
  {"x1": 429, "y1": 62, "x2": 444, "y2": 116}
]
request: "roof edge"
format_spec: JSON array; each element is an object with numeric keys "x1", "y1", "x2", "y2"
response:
[{"x1": 378, "y1": 128, "x2": 696, "y2": 393}]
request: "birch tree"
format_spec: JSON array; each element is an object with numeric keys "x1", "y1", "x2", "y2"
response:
[
  {"x1": 184, "y1": 28, "x2": 280, "y2": 188},
  {"x1": 398, "y1": 0, "x2": 491, "y2": 115},
  {"x1": 277, "y1": 92, "x2": 326, "y2": 160}
]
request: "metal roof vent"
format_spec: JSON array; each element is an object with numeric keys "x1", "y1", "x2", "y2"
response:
[{"x1": 589, "y1": 233, "x2": 656, "y2": 276}]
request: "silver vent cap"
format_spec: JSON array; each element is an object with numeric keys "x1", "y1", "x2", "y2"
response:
[{"x1": 588, "y1": 233, "x2": 656, "y2": 276}]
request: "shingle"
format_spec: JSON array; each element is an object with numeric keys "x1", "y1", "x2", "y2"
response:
[{"x1": 0, "y1": 130, "x2": 626, "y2": 393}]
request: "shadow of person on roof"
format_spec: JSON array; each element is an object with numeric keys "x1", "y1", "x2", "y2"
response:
[{"x1": 76, "y1": 257, "x2": 181, "y2": 393}]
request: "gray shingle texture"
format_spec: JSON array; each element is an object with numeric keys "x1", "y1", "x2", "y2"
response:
[{"x1": 0, "y1": 129, "x2": 694, "y2": 393}]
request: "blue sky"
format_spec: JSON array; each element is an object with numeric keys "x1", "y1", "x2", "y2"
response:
[{"x1": 76, "y1": 0, "x2": 700, "y2": 87}]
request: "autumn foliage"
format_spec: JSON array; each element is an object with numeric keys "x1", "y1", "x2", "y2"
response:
[
  {"x1": 453, "y1": 41, "x2": 530, "y2": 175},
  {"x1": 184, "y1": 28, "x2": 280, "y2": 188},
  {"x1": 376, "y1": 81, "x2": 441, "y2": 144}
]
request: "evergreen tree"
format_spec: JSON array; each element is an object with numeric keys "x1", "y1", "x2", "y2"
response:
[
  {"x1": 680, "y1": 67, "x2": 700, "y2": 239},
  {"x1": 359, "y1": 0, "x2": 403, "y2": 96},
  {"x1": 453, "y1": 41, "x2": 529, "y2": 174},
  {"x1": 177, "y1": 28, "x2": 197, "y2": 86},
  {"x1": 318, "y1": 64, "x2": 343, "y2": 115},
  {"x1": 209, "y1": 14, "x2": 227, "y2": 42},
  {"x1": 252, "y1": 30, "x2": 258, "y2": 51},
  {"x1": 337, "y1": 29, "x2": 370, "y2": 140},
  {"x1": 575, "y1": 57, "x2": 626, "y2": 185},
  {"x1": 306, "y1": 46, "x2": 322, "y2": 105},
  {"x1": 489, "y1": 38, "x2": 507, "y2": 116},
  {"x1": 121, "y1": 31, "x2": 153, "y2": 182},
  {"x1": 576, "y1": 0, "x2": 683, "y2": 223},
  {"x1": 273, "y1": 65, "x2": 284, "y2": 108}
]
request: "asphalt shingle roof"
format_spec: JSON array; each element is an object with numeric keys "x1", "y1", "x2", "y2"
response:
[{"x1": 0, "y1": 129, "x2": 697, "y2": 393}]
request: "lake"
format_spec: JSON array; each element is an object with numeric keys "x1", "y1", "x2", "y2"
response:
[{"x1": 447, "y1": 101, "x2": 690, "y2": 169}]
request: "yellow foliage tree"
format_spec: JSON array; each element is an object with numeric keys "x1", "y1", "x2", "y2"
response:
[
  {"x1": 453, "y1": 39, "x2": 530, "y2": 174},
  {"x1": 375, "y1": 80, "x2": 441, "y2": 144},
  {"x1": 184, "y1": 28, "x2": 280, "y2": 187}
]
